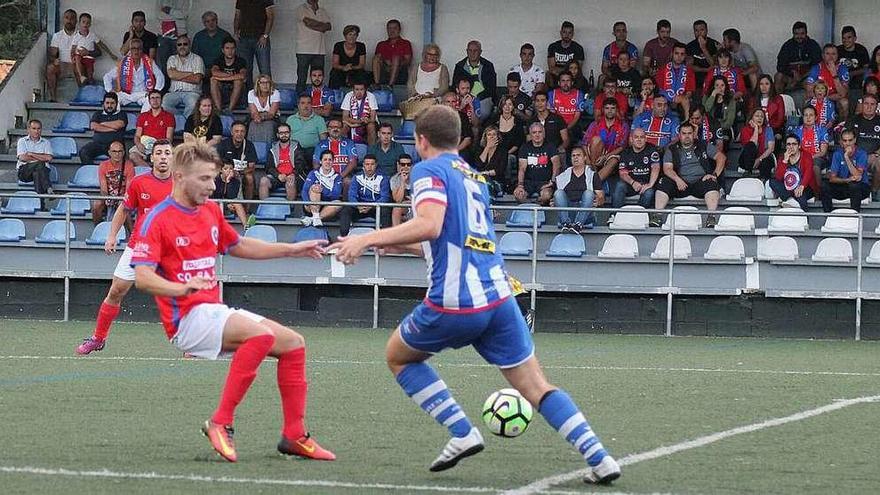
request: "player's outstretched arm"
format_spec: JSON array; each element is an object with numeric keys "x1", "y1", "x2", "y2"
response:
[
  {"x1": 227, "y1": 237, "x2": 327, "y2": 260},
  {"x1": 134, "y1": 265, "x2": 214, "y2": 297}
]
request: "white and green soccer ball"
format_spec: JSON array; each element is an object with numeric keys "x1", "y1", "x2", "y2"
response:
[{"x1": 481, "y1": 388, "x2": 533, "y2": 437}]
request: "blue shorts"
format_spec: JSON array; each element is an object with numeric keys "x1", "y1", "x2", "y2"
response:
[{"x1": 399, "y1": 297, "x2": 535, "y2": 368}]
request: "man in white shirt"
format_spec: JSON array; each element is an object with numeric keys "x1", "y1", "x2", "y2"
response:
[
  {"x1": 294, "y1": 0, "x2": 332, "y2": 92},
  {"x1": 102, "y1": 38, "x2": 166, "y2": 112},
  {"x1": 46, "y1": 9, "x2": 78, "y2": 102},
  {"x1": 510, "y1": 43, "x2": 546, "y2": 97},
  {"x1": 71, "y1": 13, "x2": 117, "y2": 87},
  {"x1": 162, "y1": 34, "x2": 204, "y2": 117},
  {"x1": 16, "y1": 120, "x2": 55, "y2": 199}
]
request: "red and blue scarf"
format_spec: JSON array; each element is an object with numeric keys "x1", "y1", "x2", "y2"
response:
[{"x1": 119, "y1": 55, "x2": 156, "y2": 93}]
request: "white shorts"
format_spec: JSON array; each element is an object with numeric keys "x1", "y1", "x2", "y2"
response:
[
  {"x1": 113, "y1": 246, "x2": 136, "y2": 281},
  {"x1": 171, "y1": 304, "x2": 265, "y2": 360}
]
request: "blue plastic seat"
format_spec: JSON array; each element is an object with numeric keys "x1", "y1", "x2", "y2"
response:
[
  {"x1": 69, "y1": 85, "x2": 106, "y2": 106},
  {"x1": 244, "y1": 224, "x2": 277, "y2": 243},
  {"x1": 53, "y1": 111, "x2": 91, "y2": 132},
  {"x1": 0, "y1": 218, "x2": 26, "y2": 242},
  {"x1": 135, "y1": 166, "x2": 151, "y2": 176},
  {"x1": 546, "y1": 233, "x2": 585, "y2": 257},
  {"x1": 174, "y1": 114, "x2": 187, "y2": 135},
  {"x1": 373, "y1": 89, "x2": 396, "y2": 112},
  {"x1": 1, "y1": 192, "x2": 41, "y2": 214},
  {"x1": 395, "y1": 120, "x2": 416, "y2": 140},
  {"x1": 68, "y1": 165, "x2": 100, "y2": 188},
  {"x1": 125, "y1": 112, "x2": 138, "y2": 136},
  {"x1": 499, "y1": 231, "x2": 533, "y2": 256},
  {"x1": 35, "y1": 220, "x2": 76, "y2": 244},
  {"x1": 353, "y1": 143, "x2": 368, "y2": 162},
  {"x1": 505, "y1": 209, "x2": 546, "y2": 228},
  {"x1": 220, "y1": 115, "x2": 234, "y2": 137},
  {"x1": 18, "y1": 164, "x2": 60, "y2": 187},
  {"x1": 279, "y1": 88, "x2": 298, "y2": 110},
  {"x1": 49, "y1": 137, "x2": 77, "y2": 159},
  {"x1": 254, "y1": 200, "x2": 291, "y2": 220},
  {"x1": 330, "y1": 89, "x2": 345, "y2": 110},
  {"x1": 253, "y1": 141, "x2": 269, "y2": 165},
  {"x1": 293, "y1": 226, "x2": 329, "y2": 242},
  {"x1": 85, "y1": 221, "x2": 126, "y2": 245},
  {"x1": 401, "y1": 144, "x2": 421, "y2": 163},
  {"x1": 50, "y1": 193, "x2": 91, "y2": 216}
]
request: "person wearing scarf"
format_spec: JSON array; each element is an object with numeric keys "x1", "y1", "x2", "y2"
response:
[{"x1": 102, "y1": 38, "x2": 165, "y2": 112}]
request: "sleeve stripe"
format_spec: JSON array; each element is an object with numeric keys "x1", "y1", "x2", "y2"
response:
[
  {"x1": 130, "y1": 261, "x2": 158, "y2": 267},
  {"x1": 413, "y1": 190, "x2": 447, "y2": 205},
  {"x1": 413, "y1": 197, "x2": 448, "y2": 209}
]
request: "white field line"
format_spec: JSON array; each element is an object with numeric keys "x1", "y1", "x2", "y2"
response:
[
  {"x1": 1, "y1": 355, "x2": 879, "y2": 378},
  {"x1": 502, "y1": 394, "x2": 880, "y2": 495}
]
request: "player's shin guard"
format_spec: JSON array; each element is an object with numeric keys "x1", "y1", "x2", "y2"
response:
[
  {"x1": 538, "y1": 389, "x2": 609, "y2": 467},
  {"x1": 93, "y1": 302, "x2": 120, "y2": 341},
  {"x1": 277, "y1": 347, "x2": 308, "y2": 440},
  {"x1": 212, "y1": 334, "x2": 275, "y2": 425},
  {"x1": 396, "y1": 362, "x2": 473, "y2": 438}
]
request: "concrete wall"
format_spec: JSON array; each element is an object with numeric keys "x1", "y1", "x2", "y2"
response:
[
  {"x1": 835, "y1": 0, "x2": 880, "y2": 52},
  {"x1": 0, "y1": 33, "x2": 46, "y2": 148}
]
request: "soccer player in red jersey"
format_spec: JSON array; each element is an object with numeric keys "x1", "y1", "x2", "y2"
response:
[
  {"x1": 130, "y1": 141, "x2": 334, "y2": 463},
  {"x1": 76, "y1": 140, "x2": 174, "y2": 355}
]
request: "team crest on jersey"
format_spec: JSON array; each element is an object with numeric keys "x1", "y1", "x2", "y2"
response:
[
  {"x1": 141, "y1": 193, "x2": 150, "y2": 200},
  {"x1": 132, "y1": 241, "x2": 150, "y2": 256},
  {"x1": 650, "y1": 151, "x2": 660, "y2": 162},
  {"x1": 175, "y1": 236, "x2": 190, "y2": 247},
  {"x1": 643, "y1": 156, "x2": 649, "y2": 164},
  {"x1": 875, "y1": 125, "x2": 880, "y2": 132},
  {"x1": 211, "y1": 226, "x2": 219, "y2": 246}
]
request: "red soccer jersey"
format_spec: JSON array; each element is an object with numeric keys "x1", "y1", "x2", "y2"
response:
[
  {"x1": 130, "y1": 198, "x2": 240, "y2": 339},
  {"x1": 137, "y1": 109, "x2": 175, "y2": 140},
  {"x1": 122, "y1": 172, "x2": 173, "y2": 243}
]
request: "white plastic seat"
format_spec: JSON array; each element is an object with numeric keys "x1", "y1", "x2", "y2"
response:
[
  {"x1": 832, "y1": 197, "x2": 871, "y2": 206},
  {"x1": 597, "y1": 234, "x2": 639, "y2": 259},
  {"x1": 820, "y1": 209, "x2": 859, "y2": 234},
  {"x1": 609, "y1": 205, "x2": 648, "y2": 230},
  {"x1": 661, "y1": 206, "x2": 701, "y2": 231},
  {"x1": 866, "y1": 241, "x2": 880, "y2": 264},
  {"x1": 726, "y1": 178, "x2": 764, "y2": 201},
  {"x1": 650, "y1": 235, "x2": 691, "y2": 259},
  {"x1": 764, "y1": 180, "x2": 776, "y2": 199},
  {"x1": 768, "y1": 208, "x2": 808, "y2": 233},
  {"x1": 812, "y1": 238, "x2": 853, "y2": 262},
  {"x1": 714, "y1": 206, "x2": 755, "y2": 232},
  {"x1": 757, "y1": 236, "x2": 799, "y2": 261},
  {"x1": 704, "y1": 236, "x2": 745, "y2": 260}
]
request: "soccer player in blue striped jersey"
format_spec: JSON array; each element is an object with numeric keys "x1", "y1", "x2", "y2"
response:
[{"x1": 331, "y1": 105, "x2": 621, "y2": 484}]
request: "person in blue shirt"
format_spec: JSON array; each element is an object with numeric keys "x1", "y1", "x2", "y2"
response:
[
  {"x1": 821, "y1": 129, "x2": 871, "y2": 211},
  {"x1": 329, "y1": 105, "x2": 620, "y2": 485},
  {"x1": 301, "y1": 149, "x2": 342, "y2": 226},
  {"x1": 338, "y1": 153, "x2": 391, "y2": 236}
]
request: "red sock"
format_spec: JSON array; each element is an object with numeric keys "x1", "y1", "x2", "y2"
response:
[
  {"x1": 211, "y1": 334, "x2": 275, "y2": 425},
  {"x1": 277, "y1": 347, "x2": 308, "y2": 440},
  {"x1": 93, "y1": 302, "x2": 120, "y2": 341}
]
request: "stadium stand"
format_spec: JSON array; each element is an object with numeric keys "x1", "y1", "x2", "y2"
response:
[{"x1": 85, "y1": 222, "x2": 126, "y2": 245}]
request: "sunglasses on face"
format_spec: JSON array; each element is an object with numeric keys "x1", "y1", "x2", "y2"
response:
[{"x1": 177, "y1": 42, "x2": 189, "y2": 46}]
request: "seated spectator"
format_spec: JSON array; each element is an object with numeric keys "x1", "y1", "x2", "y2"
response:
[
  {"x1": 372, "y1": 19, "x2": 412, "y2": 87},
  {"x1": 162, "y1": 33, "x2": 204, "y2": 117},
  {"x1": 341, "y1": 80, "x2": 378, "y2": 145},
  {"x1": 303, "y1": 67, "x2": 334, "y2": 118},
  {"x1": 71, "y1": 13, "x2": 116, "y2": 87},
  {"x1": 610, "y1": 51, "x2": 641, "y2": 98},
  {"x1": 583, "y1": 98, "x2": 628, "y2": 181},
  {"x1": 686, "y1": 19, "x2": 720, "y2": 92},
  {"x1": 259, "y1": 123, "x2": 306, "y2": 201},
  {"x1": 338, "y1": 154, "x2": 391, "y2": 236},
  {"x1": 210, "y1": 37, "x2": 247, "y2": 114},
  {"x1": 837, "y1": 26, "x2": 869, "y2": 96},
  {"x1": 747, "y1": 74, "x2": 785, "y2": 136},
  {"x1": 567, "y1": 60, "x2": 590, "y2": 93},
  {"x1": 302, "y1": 149, "x2": 343, "y2": 226},
  {"x1": 46, "y1": 9, "x2": 78, "y2": 102},
  {"x1": 454, "y1": 78, "x2": 481, "y2": 131},
  {"x1": 247, "y1": 73, "x2": 281, "y2": 142},
  {"x1": 643, "y1": 19, "x2": 679, "y2": 77},
  {"x1": 483, "y1": 98, "x2": 525, "y2": 190},
  {"x1": 15, "y1": 119, "x2": 54, "y2": 200},
  {"x1": 288, "y1": 93, "x2": 328, "y2": 160},
  {"x1": 844, "y1": 93, "x2": 880, "y2": 193},
  {"x1": 702, "y1": 49, "x2": 747, "y2": 100},
  {"x1": 688, "y1": 105, "x2": 728, "y2": 179},
  {"x1": 184, "y1": 95, "x2": 223, "y2": 146},
  {"x1": 632, "y1": 77, "x2": 658, "y2": 116},
  {"x1": 312, "y1": 119, "x2": 358, "y2": 185},
  {"x1": 792, "y1": 105, "x2": 832, "y2": 176},
  {"x1": 498, "y1": 72, "x2": 533, "y2": 121},
  {"x1": 769, "y1": 134, "x2": 817, "y2": 209},
  {"x1": 822, "y1": 130, "x2": 870, "y2": 211},
  {"x1": 390, "y1": 154, "x2": 413, "y2": 226},
  {"x1": 488, "y1": 95, "x2": 525, "y2": 159},
  {"x1": 510, "y1": 43, "x2": 545, "y2": 97},
  {"x1": 530, "y1": 90, "x2": 569, "y2": 153},
  {"x1": 806, "y1": 44, "x2": 850, "y2": 121},
  {"x1": 329, "y1": 24, "x2": 367, "y2": 89},
  {"x1": 211, "y1": 161, "x2": 251, "y2": 229},
  {"x1": 774, "y1": 21, "x2": 822, "y2": 94},
  {"x1": 547, "y1": 71, "x2": 585, "y2": 141},
  {"x1": 93, "y1": 141, "x2": 134, "y2": 224},
  {"x1": 553, "y1": 145, "x2": 604, "y2": 232},
  {"x1": 130, "y1": 90, "x2": 175, "y2": 167},
  {"x1": 806, "y1": 80, "x2": 836, "y2": 129},
  {"x1": 738, "y1": 108, "x2": 776, "y2": 179},
  {"x1": 515, "y1": 122, "x2": 561, "y2": 205},
  {"x1": 595, "y1": 79, "x2": 630, "y2": 120},
  {"x1": 400, "y1": 44, "x2": 449, "y2": 118},
  {"x1": 120, "y1": 10, "x2": 158, "y2": 60},
  {"x1": 631, "y1": 95, "x2": 680, "y2": 149},
  {"x1": 103, "y1": 38, "x2": 165, "y2": 113},
  {"x1": 440, "y1": 92, "x2": 474, "y2": 162},
  {"x1": 655, "y1": 43, "x2": 695, "y2": 120},
  {"x1": 701, "y1": 76, "x2": 737, "y2": 144},
  {"x1": 368, "y1": 122, "x2": 406, "y2": 177},
  {"x1": 217, "y1": 121, "x2": 258, "y2": 200},
  {"x1": 192, "y1": 11, "x2": 232, "y2": 87},
  {"x1": 855, "y1": 77, "x2": 879, "y2": 116},
  {"x1": 653, "y1": 122, "x2": 722, "y2": 227},
  {"x1": 80, "y1": 91, "x2": 126, "y2": 165},
  {"x1": 613, "y1": 128, "x2": 660, "y2": 209},
  {"x1": 601, "y1": 21, "x2": 639, "y2": 84},
  {"x1": 722, "y1": 28, "x2": 761, "y2": 90},
  {"x1": 475, "y1": 126, "x2": 508, "y2": 196},
  {"x1": 866, "y1": 46, "x2": 880, "y2": 84},
  {"x1": 546, "y1": 21, "x2": 585, "y2": 88},
  {"x1": 452, "y1": 40, "x2": 497, "y2": 122}
]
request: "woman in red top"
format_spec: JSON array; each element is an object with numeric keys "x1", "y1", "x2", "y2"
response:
[
  {"x1": 747, "y1": 74, "x2": 785, "y2": 135},
  {"x1": 738, "y1": 108, "x2": 777, "y2": 179},
  {"x1": 768, "y1": 133, "x2": 818, "y2": 210}
]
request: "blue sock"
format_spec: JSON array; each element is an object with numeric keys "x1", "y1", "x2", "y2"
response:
[
  {"x1": 538, "y1": 389, "x2": 608, "y2": 467},
  {"x1": 396, "y1": 363, "x2": 473, "y2": 438}
]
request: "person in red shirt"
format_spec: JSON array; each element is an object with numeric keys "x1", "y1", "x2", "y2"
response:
[
  {"x1": 583, "y1": 98, "x2": 628, "y2": 180},
  {"x1": 131, "y1": 90, "x2": 175, "y2": 167},
  {"x1": 769, "y1": 134, "x2": 817, "y2": 209},
  {"x1": 92, "y1": 140, "x2": 135, "y2": 225},
  {"x1": 372, "y1": 19, "x2": 412, "y2": 87},
  {"x1": 594, "y1": 79, "x2": 630, "y2": 120},
  {"x1": 76, "y1": 140, "x2": 174, "y2": 355},
  {"x1": 747, "y1": 74, "x2": 785, "y2": 135},
  {"x1": 131, "y1": 141, "x2": 335, "y2": 463}
]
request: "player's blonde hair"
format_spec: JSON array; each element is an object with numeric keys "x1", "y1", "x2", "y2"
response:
[{"x1": 172, "y1": 141, "x2": 222, "y2": 173}]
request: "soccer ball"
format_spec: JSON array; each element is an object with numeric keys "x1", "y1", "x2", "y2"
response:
[{"x1": 481, "y1": 388, "x2": 533, "y2": 437}]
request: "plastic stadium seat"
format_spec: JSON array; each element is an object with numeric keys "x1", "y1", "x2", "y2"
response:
[
  {"x1": 401, "y1": 144, "x2": 421, "y2": 163},
  {"x1": 18, "y1": 164, "x2": 60, "y2": 187},
  {"x1": 598, "y1": 234, "x2": 639, "y2": 258},
  {"x1": 609, "y1": 205, "x2": 648, "y2": 230},
  {"x1": 50, "y1": 193, "x2": 91, "y2": 216},
  {"x1": 253, "y1": 141, "x2": 269, "y2": 164},
  {"x1": 757, "y1": 236, "x2": 799, "y2": 261},
  {"x1": 279, "y1": 88, "x2": 297, "y2": 110},
  {"x1": 69, "y1": 85, "x2": 106, "y2": 105},
  {"x1": 68, "y1": 165, "x2": 100, "y2": 188},
  {"x1": 714, "y1": 207, "x2": 755, "y2": 232},
  {"x1": 505, "y1": 209, "x2": 546, "y2": 228},
  {"x1": 124, "y1": 112, "x2": 138, "y2": 136},
  {"x1": 650, "y1": 235, "x2": 692, "y2": 259},
  {"x1": 0, "y1": 218, "x2": 26, "y2": 242},
  {"x1": 35, "y1": 220, "x2": 76, "y2": 244},
  {"x1": 768, "y1": 209, "x2": 808, "y2": 232},
  {"x1": 174, "y1": 114, "x2": 187, "y2": 135},
  {"x1": 395, "y1": 120, "x2": 416, "y2": 140},
  {"x1": 661, "y1": 206, "x2": 701, "y2": 231},
  {"x1": 135, "y1": 166, "x2": 151, "y2": 176},
  {"x1": 373, "y1": 89, "x2": 396, "y2": 112},
  {"x1": 330, "y1": 89, "x2": 345, "y2": 110},
  {"x1": 725, "y1": 178, "x2": 765, "y2": 201},
  {"x1": 866, "y1": 241, "x2": 880, "y2": 264},
  {"x1": 85, "y1": 222, "x2": 126, "y2": 245},
  {"x1": 1, "y1": 192, "x2": 41, "y2": 214},
  {"x1": 221, "y1": 115, "x2": 234, "y2": 137},
  {"x1": 832, "y1": 196, "x2": 870, "y2": 207},
  {"x1": 546, "y1": 233, "x2": 585, "y2": 257},
  {"x1": 255, "y1": 200, "x2": 291, "y2": 220},
  {"x1": 353, "y1": 143, "x2": 368, "y2": 162},
  {"x1": 244, "y1": 225, "x2": 277, "y2": 243},
  {"x1": 812, "y1": 237, "x2": 853, "y2": 262},
  {"x1": 820, "y1": 209, "x2": 859, "y2": 234},
  {"x1": 49, "y1": 137, "x2": 77, "y2": 159},
  {"x1": 704, "y1": 235, "x2": 745, "y2": 260},
  {"x1": 499, "y1": 231, "x2": 532, "y2": 256},
  {"x1": 53, "y1": 111, "x2": 90, "y2": 132},
  {"x1": 293, "y1": 226, "x2": 329, "y2": 242},
  {"x1": 348, "y1": 227, "x2": 374, "y2": 237}
]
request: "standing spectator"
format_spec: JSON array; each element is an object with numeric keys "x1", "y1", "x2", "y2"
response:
[
  {"x1": 774, "y1": 21, "x2": 822, "y2": 94},
  {"x1": 747, "y1": 74, "x2": 785, "y2": 136},
  {"x1": 633, "y1": 77, "x2": 658, "y2": 116},
  {"x1": 655, "y1": 43, "x2": 695, "y2": 120},
  {"x1": 614, "y1": 128, "x2": 660, "y2": 209},
  {"x1": 390, "y1": 154, "x2": 413, "y2": 226},
  {"x1": 510, "y1": 43, "x2": 545, "y2": 97},
  {"x1": 553, "y1": 145, "x2": 604, "y2": 232},
  {"x1": 288, "y1": 94, "x2": 328, "y2": 160},
  {"x1": 441, "y1": 92, "x2": 474, "y2": 162},
  {"x1": 211, "y1": 161, "x2": 251, "y2": 229},
  {"x1": 259, "y1": 123, "x2": 307, "y2": 201},
  {"x1": 341, "y1": 80, "x2": 378, "y2": 145},
  {"x1": 806, "y1": 80, "x2": 837, "y2": 130},
  {"x1": 610, "y1": 51, "x2": 641, "y2": 98},
  {"x1": 247, "y1": 74, "x2": 281, "y2": 142},
  {"x1": 400, "y1": 44, "x2": 449, "y2": 118},
  {"x1": 71, "y1": 13, "x2": 116, "y2": 87},
  {"x1": 93, "y1": 141, "x2": 135, "y2": 224},
  {"x1": 769, "y1": 134, "x2": 817, "y2": 210},
  {"x1": 120, "y1": 11, "x2": 158, "y2": 60},
  {"x1": 722, "y1": 28, "x2": 761, "y2": 90},
  {"x1": 547, "y1": 72, "x2": 585, "y2": 142},
  {"x1": 583, "y1": 98, "x2": 628, "y2": 181},
  {"x1": 130, "y1": 90, "x2": 175, "y2": 168},
  {"x1": 701, "y1": 76, "x2": 737, "y2": 144},
  {"x1": 530, "y1": 90, "x2": 569, "y2": 153},
  {"x1": 452, "y1": 40, "x2": 498, "y2": 122},
  {"x1": 162, "y1": 33, "x2": 204, "y2": 117},
  {"x1": 688, "y1": 105, "x2": 728, "y2": 179},
  {"x1": 631, "y1": 95, "x2": 680, "y2": 149},
  {"x1": 46, "y1": 9, "x2": 78, "y2": 102},
  {"x1": 702, "y1": 49, "x2": 747, "y2": 100},
  {"x1": 594, "y1": 79, "x2": 629, "y2": 120},
  {"x1": 80, "y1": 92, "x2": 126, "y2": 166},
  {"x1": 837, "y1": 26, "x2": 870, "y2": 96},
  {"x1": 738, "y1": 108, "x2": 776, "y2": 179},
  {"x1": 15, "y1": 120, "x2": 54, "y2": 200},
  {"x1": 515, "y1": 123, "x2": 561, "y2": 205},
  {"x1": 156, "y1": 0, "x2": 191, "y2": 72},
  {"x1": 301, "y1": 149, "x2": 343, "y2": 226},
  {"x1": 329, "y1": 25, "x2": 367, "y2": 89},
  {"x1": 368, "y1": 122, "x2": 406, "y2": 177},
  {"x1": 498, "y1": 72, "x2": 533, "y2": 121},
  {"x1": 103, "y1": 38, "x2": 165, "y2": 113},
  {"x1": 210, "y1": 37, "x2": 247, "y2": 114},
  {"x1": 546, "y1": 21, "x2": 585, "y2": 88},
  {"x1": 234, "y1": 0, "x2": 274, "y2": 89},
  {"x1": 685, "y1": 19, "x2": 720, "y2": 93},
  {"x1": 339, "y1": 154, "x2": 391, "y2": 236},
  {"x1": 792, "y1": 105, "x2": 832, "y2": 175},
  {"x1": 372, "y1": 19, "x2": 412, "y2": 87},
  {"x1": 643, "y1": 19, "x2": 679, "y2": 77},
  {"x1": 183, "y1": 95, "x2": 224, "y2": 146},
  {"x1": 601, "y1": 21, "x2": 639, "y2": 84},
  {"x1": 844, "y1": 93, "x2": 880, "y2": 193},
  {"x1": 822, "y1": 130, "x2": 871, "y2": 211},
  {"x1": 192, "y1": 11, "x2": 232, "y2": 91},
  {"x1": 217, "y1": 121, "x2": 258, "y2": 200},
  {"x1": 806, "y1": 44, "x2": 851, "y2": 121},
  {"x1": 312, "y1": 119, "x2": 358, "y2": 181},
  {"x1": 294, "y1": 0, "x2": 331, "y2": 93}
]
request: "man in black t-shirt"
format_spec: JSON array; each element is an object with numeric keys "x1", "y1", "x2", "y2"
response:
[
  {"x1": 121, "y1": 11, "x2": 158, "y2": 59},
  {"x1": 610, "y1": 52, "x2": 641, "y2": 97},
  {"x1": 685, "y1": 19, "x2": 720, "y2": 94},
  {"x1": 210, "y1": 38, "x2": 247, "y2": 113},
  {"x1": 530, "y1": 90, "x2": 568, "y2": 153},
  {"x1": 845, "y1": 93, "x2": 880, "y2": 191},
  {"x1": 498, "y1": 72, "x2": 534, "y2": 121},
  {"x1": 234, "y1": 0, "x2": 275, "y2": 90},
  {"x1": 515, "y1": 122, "x2": 561, "y2": 205},
  {"x1": 837, "y1": 26, "x2": 870, "y2": 92},
  {"x1": 612, "y1": 128, "x2": 660, "y2": 208},
  {"x1": 80, "y1": 92, "x2": 127, "y2": 165},
  {"x1": 546, "y1": 21, "x2": 585, "y2": 88}
]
